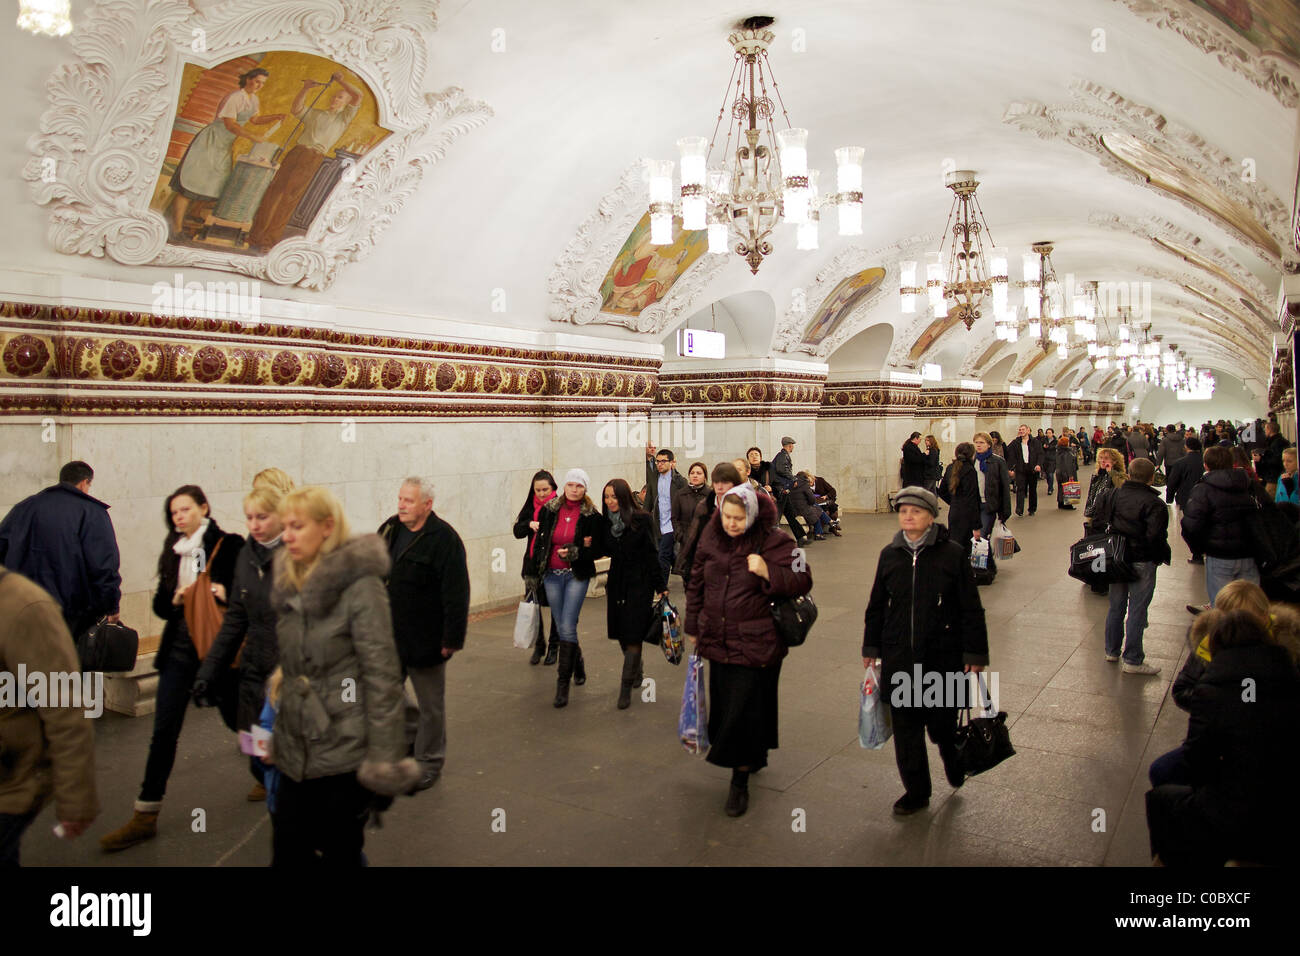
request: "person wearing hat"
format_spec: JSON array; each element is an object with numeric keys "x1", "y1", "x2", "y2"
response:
[
  {"x1": 862, "y1": 486, "x2": 989, "y2": 815},
  {"x1": 684, "y1": 484, "x2": 813, "y2": 817},
  {"x1": 770, "y1": 437, "x2": 809, "y2": 546},
  {"x1": 526, "y1": 469, "x2": 603, "y2": 707}
]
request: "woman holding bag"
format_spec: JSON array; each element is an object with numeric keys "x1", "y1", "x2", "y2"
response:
[
  {"x1": 684, "y1": 485, "x2": 813, "y2": 818},
  {"x1": 600, "y1": 478, "x2": 668, "y2": 709},
  {"x1": 100, "y1": 485, "x2": 244, "y2": 851},
  {"x1": 938, "y1": 442, "x2": 982, "y2": 556},
  {"x1": 513, "y1": 470, "x2": 559, "y2": 665},
  {"x1": 1055, "y1": 435, "x2": 1079, "y2": 510}
]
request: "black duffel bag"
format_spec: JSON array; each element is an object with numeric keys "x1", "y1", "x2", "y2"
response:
[
  {"x1": 1067, "y1": 531, "x2": 1138, "y2": 586},
  {"x1": 76, "y1": 617, "x2": 139, "y2": 672}
]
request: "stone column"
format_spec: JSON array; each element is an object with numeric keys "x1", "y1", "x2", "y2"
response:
[{"x1": 818, "y1": 372, "x2": 922, "y2": 512}]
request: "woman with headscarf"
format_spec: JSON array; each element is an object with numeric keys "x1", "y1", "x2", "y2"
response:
[
  {"x1": 684, "y1": 485, "x2": 813, "y2": 817},
  {"x1": 673, "y1": 462, "x2": 741, "y2": 588},
  {"x1": 527, "y1": 469, "x2": 603, "y2": 707},
  {"x1": 513, "y1": 470, "x2": 559, "y2": 666},
  {"x1": 599, "y1": 478, "x2": 669, "y2": 709}
]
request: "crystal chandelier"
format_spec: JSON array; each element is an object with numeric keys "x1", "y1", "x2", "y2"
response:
[
  {"x1": 647, "y1": 17, "x2": 864, "y2": 275},
  {"x1": 899, "y1": 171, "x2": 1005, "y2": 329},
  {"x1": 17, "y1": 0, "x2": 71, "y2": 36},
  {"x1": 988, "y1": 242, "x2": 1075, "y2": 351}
]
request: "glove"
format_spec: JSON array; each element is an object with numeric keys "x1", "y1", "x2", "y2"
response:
[{"x1": 191, "y1": 678, "x2": 216, "y2": 708}]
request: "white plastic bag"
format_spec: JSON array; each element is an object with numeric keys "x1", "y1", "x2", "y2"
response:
[
  {"x1": 991, "y1": 521, "x2": 1015, "y2": 561},
  {"x1": 970, "y1": 536, "x2": 990, "y2": 570},
  {"x1": 858, "y1": 663, "x2": 893, "y2": 749},
  {"x1": 512, "y1": 598, "x2": 541, "y2": 649}
]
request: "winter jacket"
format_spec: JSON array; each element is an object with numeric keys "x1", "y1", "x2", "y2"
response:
[
  {"x1": 685, "y1": 493, "x2": 811, "y2": 668},
  {"x1": 976, "y1": 453, "x2": 1012, "y2": 523},
  {"x1": 1257, "y1": 434, "x2": 1291, "y2": 485},
  {"x1": 1171, "y1": 637, "x2": 1210, "y2": 712},
  {"x1": 195, "y1": 537, "x2": 282, "y2": 730},
  {"x1": 771, "y1": 449, "x2": 796, "y2": 492},
  {"x1": 938, "y1": 461, "x2": 982, "y2": 552},
  {"x1": 378, "y1": 514, "x2": 470, "y2": 668},
  {"x1": 0, "y1": 483, "x2": 122, "y2": 629},
  {"x1": 269, "y1": 535, "x2": 417, "y2": 793},
  {"x1": 926, "y1": 447, "x2": 942, "y2": 482},
  {"x1": 788, "y1": 475, "x2": 823, "y2": 526},
  {"x1": 813, "y1": 476, "x2": 837, "y2": 502},
  {"x1": 644, "y1": 458, "x2": 688, "y2": 542},
  {"x1": 526, "y1": 495, "x2": 604, "y2": 582},
  {"x1": 672, "y1": 483, "x2": 709, "y2": 548},
  {"x1": 512, "y1": 494, "x2": 553, "y2": 584},
  {"x1": 1126, "y1": 430, "x2": 1151, "y2": 460},
  {"x1": 599, "y1": 512, "x2": 666, "y2": 645},
  {"x1": 1180, "y1": 469, "x2": 1260, "y2": 560},
  {"x1": 152, "y1": 520, "x2": 244, "y2": 668},
  {"x1": 1084, "y1": 469, "x2": 1123, "y2": 522},
  {"x1": 0, "y1": 568, "x2": 98, "y2": 820},
  {"x1": 861, "y1": 524, "x2": 989, "y2": 684},
  {"x1": 1093, "y1": 480, "x2": 1171, "y2": 565},
  {"x1": 1156, "y1": 432, "x2": 1186, "y2": 470},
  {"x1": 1276, "y1": 474, "x2": 1300, "y2": 505},
  {"x1": 1164, "y1": 450, "x2": 1203, "y2": 510},
  {"x1": 1055, "y1": 445, "x2": 1079, "y2": 482},
  {"x1": 900, "y1": 441, "x2": 929, "y2": 487},
  {"x1": 1175, "y1": 641, "x2": 1300, "y2": 863},
  {"x1": 1004, "y1": 436, "x2": 1042, "y2": 480},
  {"x1": 1039, "y1": 438, "x2": 1058, "y2": 473},
  {"x1": 673, "y1": 493, "x2": 717, "y2": 581}
]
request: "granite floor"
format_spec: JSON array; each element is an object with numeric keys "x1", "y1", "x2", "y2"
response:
[{"x1": 25, "y1": 466, "x2": 1199, "y2": 867}]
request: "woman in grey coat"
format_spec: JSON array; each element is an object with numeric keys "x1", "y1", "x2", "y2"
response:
[
  {"x1": 1054, "y1": 435, "x2": 1079, "y2": 510},
  {"x1": 269, "y1": 486, "x2": 418, "y2": 866}
]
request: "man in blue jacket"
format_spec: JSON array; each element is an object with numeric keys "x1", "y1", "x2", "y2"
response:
[{"x1": 0, "y1": 461, "x2": 121, "y2": 638}]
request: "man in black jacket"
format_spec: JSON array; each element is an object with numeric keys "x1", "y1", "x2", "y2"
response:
[
  {"x1": 644, "y1": 443, "x2": 689, "y2": 578},
  {"x1": 1165, "y1": 436, "x2": 1204, "y2": 564},
  {"x1": 1093, "y1": 458, "x2": 1170, "y2": 675},
  {"x1": 0, "y1": 461, "x2": 122, "y2": 638},
  {"x1": 1180, "y1": 446, "x2": 1260, "y2": 614},
  {"x1": 1004, "y1": 424, "x2": 1042, "y2": 516},
  {"x1": 378, "y1": 477, "x2": 470, "y2": 791},
  {"x1": 1253, "y1": 422, "x2": 1291, "y2": 497},
  {"x1": 769, "y1": 437, "x2": 808, "y2": 546},
  {"x1": 862, "y1": 487, "x2": 989, "y2": 816}
]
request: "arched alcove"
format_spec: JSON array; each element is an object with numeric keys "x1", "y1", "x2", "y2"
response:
[
  {"x1": 982, "y1": 353, "x2": 1018, "y2": 389},
  {"x1": 660, "y1": 290, "x2": 776, "y2": 359},
  {"x1": 825, "y1": 322, "x2": 894, "y2": 378}
]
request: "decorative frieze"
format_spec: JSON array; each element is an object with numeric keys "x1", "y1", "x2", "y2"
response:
[
  {"x1": 916, "y1": 386, "x2": 981, "y2": 414},
  {"x1": 819, "y1": 379, "x2": 922, "y2": 418},
  {"x1": 655, "y1": 370, "x2": 825, "y2": 418},
  {"x1": 977, "y1": 391, "x2": 1024, "y2": 414}
]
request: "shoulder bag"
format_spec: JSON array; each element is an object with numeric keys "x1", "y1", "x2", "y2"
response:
[
  {"x1": 182, "y1": 537, "x2": 227, "y2": 660},
  {"x1": 752, "y1": 539, "x2": 817, "y2": 647}
]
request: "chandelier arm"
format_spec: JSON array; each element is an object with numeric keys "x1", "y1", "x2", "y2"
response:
[
  {"x1": 762, "y1": 54, "x2": 795, "y2": 131},
  {"x1": 971, "y1": 193, "x2": 997, "y2": 251},
  {"x1": 708, "y1": 54, "x2": 743, "y2": 164}
]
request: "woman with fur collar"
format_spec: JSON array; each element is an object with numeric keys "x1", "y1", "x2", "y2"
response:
[
  {"x1": 267, "y1": 486, "x2": 417, "y2": 866},
  {"x1": 526, "y1": 469, "x2": 603, "y2": 708},
  {"x1": 100, "y1": 484, "x2": 244, "y2": 852}
]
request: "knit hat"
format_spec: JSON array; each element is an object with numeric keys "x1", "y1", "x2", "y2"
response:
[
  {"x1": 563, "y1": 468, "x2": 590, "y2": 491},
  {"x1": 895, "y1": 485, "x2": 938, "y2": 516}
]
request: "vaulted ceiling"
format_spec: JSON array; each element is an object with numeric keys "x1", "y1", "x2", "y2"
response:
[{"x1": 4, "y1": 0, "x2": 1297, "y2": 407}]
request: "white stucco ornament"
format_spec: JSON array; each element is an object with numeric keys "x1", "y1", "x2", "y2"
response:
[{"x1": 24, "y1": 0, "x2": 491, "y2": 290}]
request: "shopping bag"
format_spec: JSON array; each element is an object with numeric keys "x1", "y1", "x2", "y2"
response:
[
  {"x1": 857, "y1": 663, "x2": 893, "y2": 749},
  {"x1": 512, "y1": 597, "x2": 541, "y2": 649},
  {"x1": 991, "y1": 521, "x2": 1016, "y2": 560},
  {"x1": 970, "y1": 536, "x2": 990, "y2": 570},
  {"x1": 953, "y1": 674, "x2": 1015, "y2": 776},
  {"x1": 678, "y1": 653, "x2": 710, "y2": 756},
  {"x1": 1062, "y1": 479, "x2": 1081, "y2": 502},
  {"x1": 655, "y1": 595, "x2": 685, "y2": 665}
]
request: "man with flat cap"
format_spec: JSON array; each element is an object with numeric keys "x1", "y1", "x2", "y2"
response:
[{"x1": 770, "y1": 437, "x2": 808, "y2": 546}]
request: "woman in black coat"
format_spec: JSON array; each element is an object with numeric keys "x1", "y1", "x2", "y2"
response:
[
  {"x1": 901, "y1": 432, "x2": 929, "y2": 488},
  {"x1": 100, "y1": 484, "x2": 244, "y2": 852},
  {"x1": 938, "y1": 442, "x2": 981, "y2": 554},
  {"x1": 599, "y1": 479, "x2": 669, "y2": 709},
  {"x1": 513, "y1": 470, "x2": 559, "y2": 665},
  {"x1": 672, "y1": 462, "x2": 709, "y2": 553},
  {"x1": 192, "y1": 479, "x2": 291, "y2": 799},
  {"x1": 527, "y1": 469, "x2": 604, "y2": 707},
  {"x1": 1146, "y1": 609, "x2": 1300, "y2": 865},
  {"x1": 1054, "y1": 435, "x2": 1079, "y2": 509},
  {"x1": 924, "y1": 435, "x2": 943, "y2": 494},
  {"x1": 862, "y1": 487, "x2": 989, "y2": 816}
]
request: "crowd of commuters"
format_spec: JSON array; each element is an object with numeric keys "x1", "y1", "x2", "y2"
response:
[{"x1": 2, "y1": 412, "x2": 1297, "y2": 865}]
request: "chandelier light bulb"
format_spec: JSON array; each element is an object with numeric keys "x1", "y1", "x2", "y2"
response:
[
  {"x1": 1028, "y1": 320, "x2": 1041, "y2": 339},
  {"x1": 708, "y1": 222, "x2": 728, "y2": 255},
  {"x1": 677, "y1": 137, "x2": 708, "y2": 230},
  {"x1": 777, "y1": 128, "x2": 809, "y2": 225},
  {"x1": 17, "y1": 0, "x2": 71, "y2": 36},
  {"x1": 647, "y1": 159, "x2": 675, "y2": 245},
  {"x1": 1056, "y1": 344, "x2": 1067, "y2": 359},
  {"x1": 834, "y1": 146, "x2": 864, "y2": 236}
]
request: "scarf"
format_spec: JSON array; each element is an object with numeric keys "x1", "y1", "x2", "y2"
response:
[
  {"x1": 721, "y1": 484, "x2": 759, "y2": 531},
  {"x1": 528, "y1": 491, "x2": 555, "y2": 557},
  {"x1": 609, "y1": 510, "x2": 626, "y2": 539},
  {"x1": 173, "y1": 518, "x2": 211, "y2": 590},
  {"x1": 976, "y1": 448, "x2": 992, "y2": 473}
]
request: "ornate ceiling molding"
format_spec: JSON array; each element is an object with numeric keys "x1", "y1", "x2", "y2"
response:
[
  {"x1": 772, "y1": 235, "x2": 932, "y2": 358},
  {"x1": 958, "y1": 328, "x2": 1007, "y2": 378},
  {"x1": 545, "y1": 163, "x2": 728, "y2": 334},
  {"x1": 1113, "y1": 0, "x2": 1300, "y2": 109},
  {"x1": 1005, "y1": 79, "x2": 1295, "y2": 270},
  {"x1": 23, "y1": 0, "x2": 490, "y2": 291}
]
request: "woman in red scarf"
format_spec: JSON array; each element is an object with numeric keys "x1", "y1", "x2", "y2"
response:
[{"x1": 513, "y1": 470, "x2": 558, "y2": 665}]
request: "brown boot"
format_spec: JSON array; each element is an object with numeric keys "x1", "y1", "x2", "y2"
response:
[
  {"x1": 99, "y1": 803, "x2": 160, "y2": 852},
  {"x1": 247, "y1": 782, "x2": 267, "y2": 802}
]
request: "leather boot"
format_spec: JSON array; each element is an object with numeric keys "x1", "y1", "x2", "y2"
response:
[
  {"x1": 529, "y1": 621, "x2": 546, "y2": 665},
  {"x1": 617, "y1": 644, "x2": 642, "y2": 710},
  {"x1": 554, "y1": 642, "x2": 576, "y2": 708},
  {"x1": 100, "y1": 805, "x2": 160, "y2": 852},
  {"x1": 573, "y1": 644, "x2": 587, "y2": 686},
  {"x1": 543, "y1": 626, "x2": 559, "y2": 666}
]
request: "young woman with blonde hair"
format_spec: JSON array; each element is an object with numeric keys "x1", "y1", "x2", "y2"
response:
[{"x1": 268, "y1": 486, "x2": 416, "y2": 866}]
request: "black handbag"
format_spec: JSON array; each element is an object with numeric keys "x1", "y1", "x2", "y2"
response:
[
  {"x1": 1067, "y1": 531, "x2": 1137, "y2": 586},
  {"x1": 751, "y1": 541, "x2": 816, "y2": 646},
  {"x1": 76, "y1": 617, "x2": 140, "y2": 672},
  {"x1": 953, "y1": 676, "x2": 1016, "y2": 777}
]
